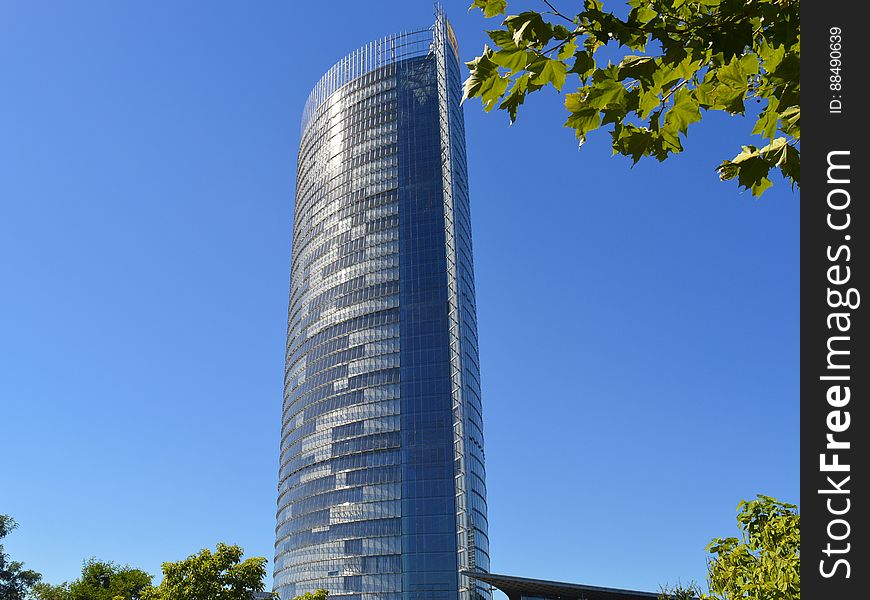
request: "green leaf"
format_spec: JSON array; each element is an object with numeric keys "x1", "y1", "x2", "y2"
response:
[
  {"x1": 752, "y1": 97, "x2": 780, "y2": 140},
  {"x1": 637, "y1": 88, "x2": 661, "y2": 118},
  {"x1": 584, "y1": 0, "x2": 604, "y2": 11},
  {"x1": 464, "y1": 47, "x2": 509, "y2": 110},
  {"x1": 584, "y1": 79, "x2": 627, "y2": 109},
  {"x1": 487, "y1": 29, "x2": 515, "y2": 48},
  {"x1": 707, "y1": 66, "x2": 747, "y2": 114},
  {"x1": 729, "y1": 145, "x2": 761, "y2": 165},
  {"x1": 749, "y1": 175, "x2": 773, "y2": 197},
  {"x1": 558, "y1": 40, "x2": 578, "y2": 61},
  {"x1": 565, "y1": 93, "x2": 585, "y2": 113},
  {"x1": 664, "y1": 88, "x2": 701, "y2": 135},
  {"x1": 583, "y1": 35, "x2": 604, "y2": 54},
  {"x1": 670, "y1": 55, "x2": 703, "y2": 83},
  {"x1": 631, "y1": 6, "x2": 658, "y2": 25},
  {"x1": 659, "y1": 123, "x2": 682, "y2": 153},
  {"x1": 504, "y1": 11, "x2": 555, "y2": 48},
  {"x1": 739, "y1": 53, "x2": 760, "y2": 76},
  {"x1": 758, "y1": 39, "x2": 786, "y2": 75},
  {"x1": 613, "y1": 125, "x2": 655, "y2": 163},
  {"x1": 716, "y1": 57, "x2": 749, "y2": 91},
  {"x1": 760, "y1": 137, "x2": 789, "y2": 165},
  {"x1": 718, "y1": 145, "x2": 773, "y2": 196},
  {"x1": 601, "y1": 106, "x2": 627, "y2": 126},
  {"x1": 618, "y1": 55, "x2": 657, "y2": 86},
  {"x1": 499, "y1": 74, "x2": 530, "y2": 122},
  {"x1": 492, "y1": 47, "x2": 533, "y2": 72},
  {"x1": 768, "y1": 52, "x2": 800, "y2": 85},
  {"x1": 480, "y1": 75, "x2": 509, "y2": 110},
  {"x1": 691, "y1": 81, "x2": 717, "y2": 109},
  {"x1": 553, "y1": 24, "x2": 573, "y2": 40},
  {"x1": 469, "y1": 0, "x2": 507, "y2": 18},
  {"x1": 529, "y1": 57, "x2": 568, "y2": 90},
  {"x1": 778, "y1": 105, "x2": 800, "y2": 139},
  {"x1": 570, "y1": 50, "x2": 597, "y2": 80},
  {"x1": 780, "y1": 144, "x2": 800, "y2": 185},
  {"x1": 565, "y1": 93, "x2": 602, "y2": 142},
  {"x1": 592, "y1": 63, "x2": 620, "y2": 83}
]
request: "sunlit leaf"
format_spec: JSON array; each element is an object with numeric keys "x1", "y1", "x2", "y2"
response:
[{"x1": 469, "y1": 0, "x2": 507, "y2": 18}]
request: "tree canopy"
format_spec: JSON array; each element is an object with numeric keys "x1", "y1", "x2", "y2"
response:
[
  {"x1": 465, "y1": 0, "x2": 800, "y2": 196},
  {"x1": 292, "y1": 589, "x2": 329, "y2": 600},
  {"x1": 659, "y1": 495, "x2": 800, "y2": 600},
  {"x1": 30, "y1": 558, "x2": 152, "y2": 600},
  {"x1": 139, "y1": 543, "x2": 268, "y2": 600},
  {"x1": 706, "y1": 495, "x2": 800, "y2": 599},
  {"x1": 0, "y1": 514, "x2": 42, "y2": 600}
]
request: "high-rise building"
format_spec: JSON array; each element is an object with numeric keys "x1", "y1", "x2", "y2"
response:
[{"x1": 275, "y1": 10, "x2": 490, "y2": 600}]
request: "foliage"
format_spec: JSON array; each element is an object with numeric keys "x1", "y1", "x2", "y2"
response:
[
  {"x1": 465, "y1": 0, "x2": 800, "y2": 196},
  {"x1": 658, "y1": 495, "x2": 799, "y2": 600},
  {"x1": 706, "y1": 495, "x2": 800, "y2": 599},
  {"x1": 30, "y1": 559, "x2": 152, "y2": 600},
  {"x1": 658, "y1": 581, "x2": 702, "y2": 600},
  {"x1": 30, "y1": 582, "x2": 73, "y2": 600},
  {"x1": 292, "y1": 590, "x2": 329, "y2": 600},
  {"x1": 139, "y1": 544, "x2": 268, "y2": 600},
  {"x1": 1, "y1": 514, "x2": 42, "y2": 600}
]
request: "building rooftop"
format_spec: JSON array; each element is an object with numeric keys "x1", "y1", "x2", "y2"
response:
[{"x1": 464, "y1": 570, "x2": 662, "y2": 600}]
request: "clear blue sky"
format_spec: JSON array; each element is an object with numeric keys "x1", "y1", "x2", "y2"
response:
[{"x1": 1, "y1": 0, "x2": 798, "y2": 595}]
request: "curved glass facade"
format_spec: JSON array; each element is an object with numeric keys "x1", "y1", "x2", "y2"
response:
[{"x1": 276, "y1": 12, "x2": 490, "y2": 600}]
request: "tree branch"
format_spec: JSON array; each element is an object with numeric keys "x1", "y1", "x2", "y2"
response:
[
  {"x1": 542, "y1": 0, "x2": 574, "y2": 23},
  {"x1": 660, "y1": 79, "x2": 689, "y2": 104}
]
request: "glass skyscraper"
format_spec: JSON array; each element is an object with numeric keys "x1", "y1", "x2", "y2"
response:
[{"x1": 275, "y1": 11, "x2": 490, "y2": 600}]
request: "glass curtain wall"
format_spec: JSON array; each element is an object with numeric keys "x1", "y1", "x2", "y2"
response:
[{"x1": 275, "y1": 12, "x2": 490, "y2": 600}]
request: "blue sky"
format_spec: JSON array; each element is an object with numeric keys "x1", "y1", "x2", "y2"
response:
[{"x1": 1, "y1": 0, "x2": 798, "y2": 595}]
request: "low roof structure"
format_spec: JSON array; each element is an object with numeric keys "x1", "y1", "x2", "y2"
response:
[{"x1": 464, "y1": 570, "x2": 661, "y2": 600}]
